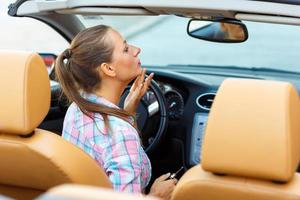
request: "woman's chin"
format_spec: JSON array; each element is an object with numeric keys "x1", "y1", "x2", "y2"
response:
[
  {"x1": 137, "y1": 67, "x2": 142, "y2": 74},
  {"x1": 127, "y1": 68, "x2": 142, "y2": 83}
]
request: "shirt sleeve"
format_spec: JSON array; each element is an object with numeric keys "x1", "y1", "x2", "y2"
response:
[{"x1": 94, "y1": 122, "x2": 144, "y2": 193}]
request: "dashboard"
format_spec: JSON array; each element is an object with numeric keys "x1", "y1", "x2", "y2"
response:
[
  {"x1": 146, "y1": 80, "x2": 216, "y2": 165},
  {"x1": 143, "y1": 82, "x2": 186, "y2": 120},
  {"x1": 143, "y1": 68, "x2": 218, "y2": 168}
]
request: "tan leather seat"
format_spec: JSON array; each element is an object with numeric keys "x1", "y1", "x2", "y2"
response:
[
  {"x1": 37, "y1": 184, "x2": 160, "y2": 200},
  {"x1": 172, "y1": 78, "x2": 300, "y2": 200},
  {"x1": 0, "y1": 51, "x2": 112, "y2": 200}
]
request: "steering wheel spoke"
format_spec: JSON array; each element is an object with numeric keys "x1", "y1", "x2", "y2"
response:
[{"x1": 148, "y1": 101, "x2": 159, "y2": 117}]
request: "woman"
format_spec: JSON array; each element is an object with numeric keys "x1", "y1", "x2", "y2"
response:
[{"x1": 55, "y1": 24, "x2": 177, "y2": 199}]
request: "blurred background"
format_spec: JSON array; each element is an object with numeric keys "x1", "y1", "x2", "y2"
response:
[
  {"x1": 2, "y1": 0, "x2": 300, "y2": 72},
  {"x1": 0, "y1": 0, "x2": 68, "y2": 54}
]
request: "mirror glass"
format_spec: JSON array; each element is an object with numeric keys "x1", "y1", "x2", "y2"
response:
[{"x1": 188, "y1": 20, "x2": 248, "y2": 43}]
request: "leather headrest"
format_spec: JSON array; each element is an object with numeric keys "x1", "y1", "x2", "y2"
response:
[
  {"x1": 0, "y1": 51, "x2": 50, "y2": 135},
  {"x1": 202, "y1": 78, "x2": 300, "y2": 182},
  {"x1": 38, "y1": 184, "x2": 160, "y2": 200}
]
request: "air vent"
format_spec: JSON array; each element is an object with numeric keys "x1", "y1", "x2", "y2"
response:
[{"x1": 196, "y1": 93, "x2": 216, "y2": 111}]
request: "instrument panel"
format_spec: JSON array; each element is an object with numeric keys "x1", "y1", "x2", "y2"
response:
[{"x1": 143, "y1": 81, "x2": 185, "y2": 120}]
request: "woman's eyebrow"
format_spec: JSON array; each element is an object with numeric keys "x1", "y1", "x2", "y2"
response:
[{"x1": 123, "y1": 40, "x2": 127, "y2": 46}]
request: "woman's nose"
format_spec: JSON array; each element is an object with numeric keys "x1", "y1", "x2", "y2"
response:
[{"x1": 132, "y1": 45, "x2": 141, "y2": 57}]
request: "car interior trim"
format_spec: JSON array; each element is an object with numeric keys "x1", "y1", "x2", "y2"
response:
[
  {"x1": 236, "y1": 13, "x2": 300, "y2": 25},
  {"x1": 16, "y1": 0, "x2": 300, "y2": 22},
  {"x1": 195, "y1": 93, "x2": 216, "y2": 111},
  {"x1": 56, "y1": 8, "x2": 156, "y2": 16},
  {"x1": 189, "y1": 112, "x2": 208, "y2": 166}
]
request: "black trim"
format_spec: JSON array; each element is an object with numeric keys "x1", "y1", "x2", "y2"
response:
[
  {"x1": 8, "y1": 0, "x2": 28, "y2": 16},
  {"x1": 250, "y1": 0, "x2": 300, "y2": 5}
]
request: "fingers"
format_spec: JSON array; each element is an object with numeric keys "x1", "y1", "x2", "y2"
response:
[
  {"x1": 130, "y1": 68, "x2": 152, "y2": 93},
  {"x1": 139, "y1": 68, "x2": 146, "y2": 86},
  {"x1": 150, "y1": 175, "x2": 177, "y2": 200},
  {"x1": 165, "y1": 178, "x2": 178, "y2": 186},
  {"x1": 155, "y1": 173, "x2": 178, "y2": 183},
  {"x1": 172, "y1": 178, "x2": 178, "y2": 185},
  {"x1": 129, "y1": 68, "x2": 145, "y2": 92},
  {"x1": 156, "y1": 173, "x2": 171, "y2": 182},
  {"x1": 140, "y1": 72, "x2": 154, "y2": 96},
  {"x1": 145, "y1": 72, "x2": 154, "y2": 87},
  {"x1": 130, "y1": 75, "x2": 140, "y2": 92},
  {"x1": 135, "y1": 69, "x2": 154, "y2": 97},
  {"x1": 127, "y1": 69, "x2": 154, "y2": 105}
]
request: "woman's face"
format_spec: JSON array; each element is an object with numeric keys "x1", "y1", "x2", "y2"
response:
[{"x1": 108, "y1": 29, "x2": 142, "y2": 84}]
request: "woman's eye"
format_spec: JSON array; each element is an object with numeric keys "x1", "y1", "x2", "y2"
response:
[{"x1": 124, "y1": 46, "x2": 129, "y2": 53}]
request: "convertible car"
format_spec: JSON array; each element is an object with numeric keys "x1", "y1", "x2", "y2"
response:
[{"x1": 1, "y1": 0, "x2": 300, "y2": 199}]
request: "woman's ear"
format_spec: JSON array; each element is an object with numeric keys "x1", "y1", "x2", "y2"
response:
[{"x1": 99, "y1": 62, "x2": 116, "y2": 77}]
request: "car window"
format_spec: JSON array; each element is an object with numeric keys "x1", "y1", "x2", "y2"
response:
[{"x1": 78, "y1": 15, "x2": 300, "y2": 73}]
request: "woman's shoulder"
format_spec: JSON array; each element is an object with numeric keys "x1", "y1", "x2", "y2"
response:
[
  {"x1": 106, "y1": 115, "x2": 138, "y2": 138},
  {"x1": 64, "y1": 103, "x2": 137, "y2": 136},
  {"x1": 65, "y1": 103, "x2": 104, "y2": 120},
  {"x1": 65, "y1": 102, "x2": 79, "y2": 115},
  {"x1": 107, "y1": 115, "x2": 134, "y2": 130},
  {"x1": 64, "y1": 103, "x2": 104, "y2": 129},
  {"x1": 63, "y1": 102, "x2": 77, "y2": 123}
]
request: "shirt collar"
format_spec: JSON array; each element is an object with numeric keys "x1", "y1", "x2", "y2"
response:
[
  {"x1": 82, "y1": 92, "x2": 135, "y2": 126},
  {"x1": 82, "y1": 92, "x2": 119, "y2": 109}
]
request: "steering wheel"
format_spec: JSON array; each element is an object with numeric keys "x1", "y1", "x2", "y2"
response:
[{"x1": 119, "y1": 78, "x2": 168, "y2": 153}]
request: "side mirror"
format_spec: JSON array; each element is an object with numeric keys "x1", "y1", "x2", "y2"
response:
[{"x1": 187, "y1": 19, "x2": 248, "y2": 43}]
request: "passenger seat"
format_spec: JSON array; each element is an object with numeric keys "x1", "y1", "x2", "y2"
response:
[{"x1": 172, "y1": 78, "x2": 300, "y2": 200}]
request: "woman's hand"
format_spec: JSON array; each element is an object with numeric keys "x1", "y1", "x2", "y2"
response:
[
  {"x1": 124, "y1": 68, "x2": 154, "y2": 116},
  {"x1": 149, "y1": 173, "x2": 178, "y2": 200}
]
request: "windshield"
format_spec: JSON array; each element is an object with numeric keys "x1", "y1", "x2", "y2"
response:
[{"x1": 78, "y1": 15, "x2": 300, "y2": 72}]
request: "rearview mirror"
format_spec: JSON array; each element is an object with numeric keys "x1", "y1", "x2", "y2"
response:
[{"x1": 187, "y1": 19, "x2": 248, "y2": 43}]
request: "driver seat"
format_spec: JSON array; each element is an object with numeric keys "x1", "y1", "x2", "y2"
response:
[
  {"x1": 172, "y1": 78, "x2": 300, "y2": 200},
  {"x1": 0, "y1": 51, "x2": 112, "y2": 200}
]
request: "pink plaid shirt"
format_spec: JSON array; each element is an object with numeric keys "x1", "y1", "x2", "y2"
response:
[{"x1": 62, "y1": 93, "x2": 152, "y2": 193}]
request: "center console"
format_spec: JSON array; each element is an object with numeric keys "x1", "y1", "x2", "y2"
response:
[{"x1": 189, "y1": 112, "x2": 208, "y2": 166}]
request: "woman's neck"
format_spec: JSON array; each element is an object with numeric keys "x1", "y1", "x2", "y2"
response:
[{"x1": 95, "y1": 80, "x2": 126, "y2": 105}]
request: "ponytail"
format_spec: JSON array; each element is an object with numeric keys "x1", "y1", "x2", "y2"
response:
[{"x1": 55, "y1": 48, "x2": 134, "y2": 131}]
